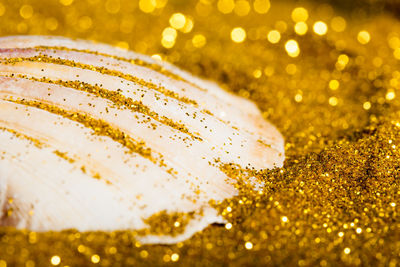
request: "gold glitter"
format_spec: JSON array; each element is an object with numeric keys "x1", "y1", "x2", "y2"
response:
[
  {"x1": 12, "y1": 74, "x2": 202, "y2": 140},
  {"x1": 2, "y1": 55, "x2": 198, "y2": 106},
  {"x1": 1, "y1": 0, "x2": 400, "y2": 266}
]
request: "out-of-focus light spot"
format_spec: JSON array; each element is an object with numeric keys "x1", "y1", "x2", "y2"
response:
[
  {"x1": 253, "y1": 0, "x2": 270, "y2": 14},
  {"x1": 267, "y1": 30, "x2": 281, "y2": 44},
  {"x1": 192, "y1": 34, "x2": 206, "y2": 48},
  {"x1": 59, "y1": 0, "x2": 74, "y2": 6},
  {"x1": 285, "y1": 40, "x2": 300, "y2": 57},
  {"x1": 286, "y1": 64, "x2": 297, "y2": 75},
  {"x1": 363, "y1": 101, "x2": 371, "y2": 110},
  {"x1": 139, "y1": 0, "x2": 156, "y2": 13},
  {"x1": 155, "y1": 0, "x2": 168, "y2": 8},
  {"x1": 275, "y1": 21, "x2": 287, "y2": 33},
  {"x1": 115, "y1": 41, "x2": 129, "y2": 50},
  {"x1": 231, "y1": 27, "x2": 246, "y2": 43},
  {"x1": 329, "y1": 79, "x2": 339, "y2": 90},
  {"x1": 281, "y1": 216, "x2": 288, "y2": 222},
  {"x1": 357, "y1": 31, "x2": 370, "y2": 44},
  {"x1": 291, "y1": 7, "x2": 308, "y2": 22},
  {"x1": 294, "y1": 22, "x2": 308, "y2": 35},
  {"x1": 91, "y1": 254, "x2": 100, "y2": 264},
  {"x1": 217, "y1": 0, "x2": 235, "y2": 14},
  {"x1": 295, "y1": 93, "x2": 303, "y2": 102},
  {"x1": 253, "y1": 69, "x2": 262, "y2": 78},
  {"x1": 344, "y1": 248, "x2": 351, "y2": 254},
  {"x1": 0, "y1": 3, "x2": 5, "y2": 17},
  {"x1": 391, "y1": 202, "x2": 396, "y2": 207},
  {"x1": 386, "y1": 90, "x2": 396, "y2": 101},
  {"x1": 338, "y1": 232, "x2": 344, "y2": 237},
  {"x1": 388, "y1": 36, "x2": 400, "y2": 49},
  {"x1": 105, "y1": 0, "x2": 121, "y2": 14},
  {"x1": 264, "y1": 66, "x2": 274, "y2": 76},
  {"x1": 140, "y1": 250, "x2": 149, "y2": 258},
  {"x1": 50, "y1": 256, "x2": 61, "y2": 266},
  {"x1": 171, "y1": 253, "x2": 179, "y2": 262},
  {"x1": 161, "y1": 27, "x2": 177, "y2": 48},
  {"x1": 78, "y1": 16, "x2": 93, "y2": 30},
  {"x1": 245, "y1": 242, "x2": 253, "y2": 250},
  {"x1": 356, "y1": 228, "x2": 362, "y2": 234},
  {"x1": 394, "y1": 48, "x2": 400, "y2": 60},
  {"x1": 336, "y1": 54, "x2": 349, "y2": 70},
  {"x1": 45, "y1": 17, "x2": 59, "y2": 31},
  {"x1": 331, "y1": 16, "x2": 346, "y2": 32},
  {"x1": 151, "y1": 54, "x2": 162, "y2": 61},
  {"x1": 20, "y1": 5, "x2": 33, "y2": 19},
  {"x1": 234, "y1": 0, "x2": 250, "y2": 16},
  {"x1": 181, "y1": 17, "x2": 194, "y2": 33},
  {"x1": 170, "y1": 13, "x2": 186, "y2": 30},
  {"x1": 313, "y1": 21, "x2": 328, "y2": 36},
  {"x1": 225, "y1": 223, "x2": 232, "y2": 229},
  {"x1": 329, "y1": 96, "x2": 338, "y2": 106}
]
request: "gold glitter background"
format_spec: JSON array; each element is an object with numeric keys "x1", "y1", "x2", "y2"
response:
[{"x1": 1, "y1": 0, "x2": 400, "y2": 266}]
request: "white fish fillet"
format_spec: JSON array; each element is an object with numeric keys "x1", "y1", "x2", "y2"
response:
[{"x1": 0, "y1": 35, "x2": 284, "y2": 244}]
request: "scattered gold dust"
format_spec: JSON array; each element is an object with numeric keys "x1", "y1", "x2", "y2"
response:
[{"x1": 1, "y1": 1, "x2": 400, "y2": 266}]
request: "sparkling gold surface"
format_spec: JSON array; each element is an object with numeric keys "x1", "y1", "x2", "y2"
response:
[{"x1": 1, "y1": 0, "x2": 400, "y2": 266}]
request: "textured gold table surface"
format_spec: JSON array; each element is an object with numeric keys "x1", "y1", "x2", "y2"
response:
[{"x1": 1, "y1": 0, "x2": 400, "y2": 266}]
